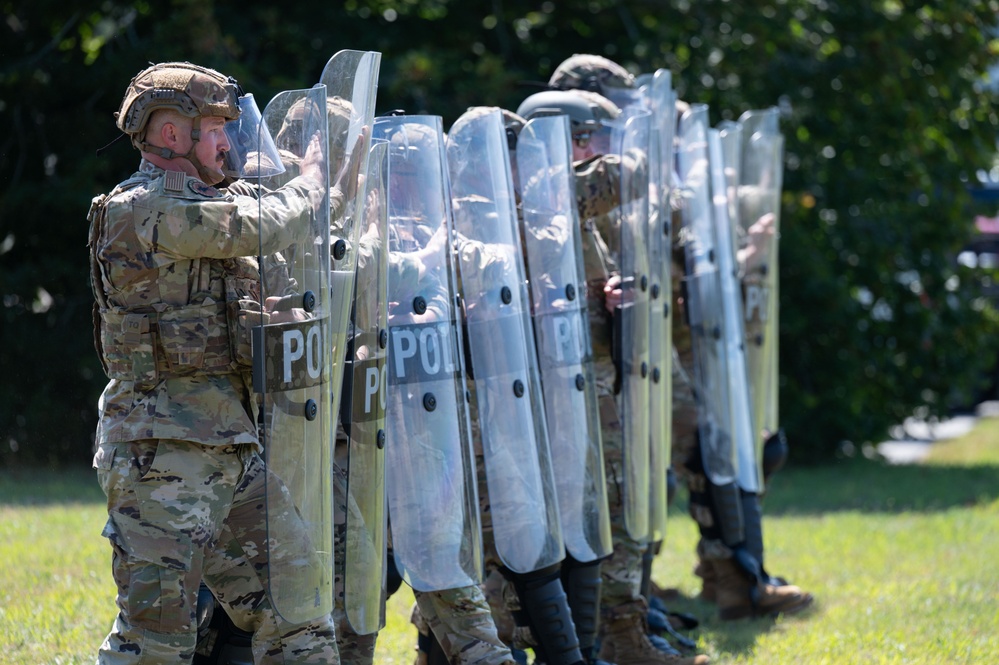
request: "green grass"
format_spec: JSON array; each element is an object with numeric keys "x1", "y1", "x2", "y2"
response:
[{"x1": 2, "y1": 419, "x2": 998, "y2": 664}]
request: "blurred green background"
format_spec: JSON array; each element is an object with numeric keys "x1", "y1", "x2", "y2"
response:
[{"x1": 3, "y1": 0, "x2": 999, "y2": 468}]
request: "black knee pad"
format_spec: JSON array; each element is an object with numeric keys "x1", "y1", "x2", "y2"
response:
[
  {"x1": 193, "y1": 586, "x2": 252, "y2": 665},
  {"x1": 506, "y1": 564, "x2": 583, "y2": 665},
  {"x1": 762, "y1": 429, "x2": 789, "y2": 483},
  {"x1": 560, "y1": 555, "x2": 602, "y2": 656}
]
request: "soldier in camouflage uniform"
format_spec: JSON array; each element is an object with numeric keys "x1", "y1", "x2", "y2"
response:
[
  {"x1": 87, "y1": 62, "x2": 341, "y2": 664},
  {"x1": 518, "y1": 83, "x2": 708, "y2": 665}
]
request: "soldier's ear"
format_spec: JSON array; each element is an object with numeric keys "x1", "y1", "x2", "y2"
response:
[{"x1": 160, "y1": 120, "x2": 185, "y2": 151}]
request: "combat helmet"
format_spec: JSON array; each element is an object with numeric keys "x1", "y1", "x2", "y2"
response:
[
  {"x1": 516, "y1": 89, "x2": 621, "y2": 158},
  {"x1": 117, "y1": 62, "x2": 240, "y2": 148},
  {"x1": 548, "y1": 54, "x2": 635, "y2": 95},
  {"x1": 116, "y1": 61, "x2": 241, "y2": 184}
]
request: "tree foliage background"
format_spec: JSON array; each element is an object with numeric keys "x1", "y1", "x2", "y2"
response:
[{"x1": 2, "y1": 0, "x2": 998, "y2": 467}]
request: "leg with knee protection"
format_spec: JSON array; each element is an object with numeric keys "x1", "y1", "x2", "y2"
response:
[
  {"x1": 416, "y1": 628, "x2": 450, "y2": 665},
  {"x1": 193, "y1": 585, "x2": 253, "y2": 665},
  {"x1": 507, "y1": 563, "x2": 583, "y2": 665},
  {"x1": 639, "y1": 543, "x2": 656, "y2": 601},
  {"x1": 386, "y1": 550, "x2": 404, "y2": 598},
  {"x1": 740, "y1": 489, "x2": 764, "y2": 570},
  {"x1": 560, "y1": 555, "x2": 602, "y2": 662}
]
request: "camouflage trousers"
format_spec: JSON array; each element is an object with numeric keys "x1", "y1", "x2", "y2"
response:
[
  {"x1": 597, "y1": 392, "x2": 646, "y2": 614},
  {"x1": 93, "y1": 439, "x2": 339, "y2": 664},
  {"x1": 406, "y1": 440, "x2": 517, "y2": 665},
  {"x1": 412, "y1": 584, "x2": 516, "y2": 665}
]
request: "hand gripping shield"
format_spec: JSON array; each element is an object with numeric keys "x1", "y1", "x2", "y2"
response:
[
  {"x1": 251, "y1": 84, "x2": 334, "y2": 624},
  {"x1": 339, "y1": 139, "x2": 390, "y2": 634},
  {"x1": 517, "y1": 113, "x2": 612, "y2": 562},
  {"x1": 643, "y1": 70, "x2": 676, "y2": 541},
  {"x1": 612, "y1": 107, "x2": 653, "y2": 542},
  {"x1": 375, "y1": 115, "x2": 483, "y2": 591},
  {"x1": 676, "y1": 105, "x2": 742, "y2": 489},
  {"x1": 447, "y1": 107, "x2": 564, "y2": 574},
  {"x1": 738, "y1": 108, "x2": 784, "y2": 475}
]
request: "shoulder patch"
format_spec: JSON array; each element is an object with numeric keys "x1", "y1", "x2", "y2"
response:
[
  {"x1": 188, "y1": 180, "x2": 220, "y2": 198},
  {"x1": 163, "y1": 170, "x2": 186, "y2": 192}
]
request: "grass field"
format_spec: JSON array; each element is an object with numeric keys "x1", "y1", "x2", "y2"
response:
[{"x1": 2, "y1": 418, "x2": 998, "y2": 664}]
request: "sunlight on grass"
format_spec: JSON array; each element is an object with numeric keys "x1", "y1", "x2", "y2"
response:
[
  {"x1": 2, "y1": 417, "x2": 997, "y2": 664},
  {"x1": 925, "y1": 416, "x2": 999, "y2": 465}
]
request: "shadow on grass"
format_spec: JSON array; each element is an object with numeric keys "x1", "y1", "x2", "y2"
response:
[
  {"x1": 762, "y1": 457, "x2": 999, "y2": 515},
  {"x1": 659, "y1": 589, "x2": 820, "y2": 658},
  {"x1": 0, "y1": 465, "x2": 105, "y2": 506}
]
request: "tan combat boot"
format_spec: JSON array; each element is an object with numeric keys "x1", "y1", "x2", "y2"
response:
[
  {"x1": 598, "y1": 601, "x2": 710, "y2": 665},
  {"x1": 710, "y1": 558, "x2": 814, "y2": 621},
  {"x1": 692, "y1": 558, "x2": 716, "y2": 604}
]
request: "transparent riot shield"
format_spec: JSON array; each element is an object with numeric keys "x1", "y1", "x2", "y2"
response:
[
  {"x1": 446, "y1": 107, "x2": 564, "y2": 574},
  {"x1": 709, "y1": 126, "x2": 757, "y2": 493},
  {"x1": 645, "y1": 70, "x2": 676, "y2": 541},
  {"x1": 518, "y1": 114, "x2": 612, "y2": 562},
  {"x1": 342, "y1": 139, "x2": 390, "y2": 633},
  {"x1": 318, "y1": 49, "x2": 381, "y2": 426},
  {"x1": 376, "y1": 115, "x2": 483, "y2": 591},
  {"x1": 738, "y1": 108, "x2": 784, "y2": 479},
  {"x1": 613, "y1": 107, "x2": 653, "y2": 543},
  {"x1": 676, "y1": 105, "x2": 737, "y2": 487},
  {"x1": 253, "y1": 85, "x2": 334, "y2": 624},
  {"x1": 717, "y1": 121, "x2": 743, "y2": 248}
]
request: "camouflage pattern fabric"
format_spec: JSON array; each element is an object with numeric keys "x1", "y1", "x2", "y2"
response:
[
  {"x1": 548, "y1": 54, "x2": 635, "y2": 95},
  {"x1": 93, "y1": 440, "x2": 338, "y2": 663},
  {"x1": 116, "y1": 62, "x2": 240, "y2": 149},
  {"x1": 89, "y1": 158, "x2": 335, "y2": 663},
  {"x1": 412, "y1": 585, "x2": 516, "y2": 665},
  {"x1": 90, "y1": 160, "x2": 325, "y2": 450}
]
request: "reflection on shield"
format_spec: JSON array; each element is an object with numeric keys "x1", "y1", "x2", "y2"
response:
[
  {"x1": 252, "y1": 84, "x2": 334, "y2": 625},
  {"x1": 518, "y1": 113, "x2": 612, "y2": 562},
  {"x1": 376, "y1": 114, "x2": 483, "y2": 592},
  {"x1": 447, "y1": 107, "x2": 565, "y2": 574}
]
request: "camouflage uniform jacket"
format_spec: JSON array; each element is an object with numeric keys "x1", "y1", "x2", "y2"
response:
[
  {"x1": 573, "y1": 153, "x2": 629, "y2": 396},
  {"x1": 88, "y1": 159, "x2": 324, "y2": 448}
]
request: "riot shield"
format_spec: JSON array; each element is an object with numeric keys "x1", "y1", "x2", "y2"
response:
[
  {"x1": 644, "y1": 70, "x2": 676, "y2": 541},
  {"x1": 317, "y1": 49, "x2": 381, "y2": 425},
  {"x1": 517, "y1": 113, "x2": 612, "y2": 562},
  {"x1": 710, "y1": 125, "x2": 758, "y2": 494},
  {"x1": 738, "y1": 109, "x2": 784, "y2": 479},
  {"x1": 613, "y1": 107, "x2": 653, "y2": 543},
  {"x1": 253, "y1": 85, "x2": 334, "y2": 624},
  {"x1": 446, "y1": 107, "x2": 564, "y2": 574},
  {"x1": 376, "y1": 115, "x2": 483, "y2": 591},
  {"x1": 341, "y1": 139, "x2": 390, "y2": 633},
  {"x1": 676, "y1": 105, "x2": 737, "y2": 487}
]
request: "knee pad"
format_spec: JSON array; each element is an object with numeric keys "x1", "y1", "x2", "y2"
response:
[
  {"x1": 762, "y1": 429, "x2": 789, "y2": 483},
  {"x1": 560, "y1": 555, "x2": 602, "y2": 655},
  {"x1": 507, "y1": 564, "x2": 583, "y2": 665}
]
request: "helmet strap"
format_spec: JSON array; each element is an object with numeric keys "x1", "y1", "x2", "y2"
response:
[{"x1": 135, "y1": 115, "x2": 224, "y2": 185}]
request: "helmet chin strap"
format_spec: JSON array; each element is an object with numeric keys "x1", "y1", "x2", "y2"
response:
[{"x1": 135, "y1": 116, "x2": 225, "y2": 185}]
